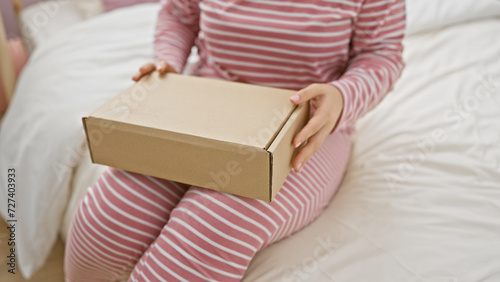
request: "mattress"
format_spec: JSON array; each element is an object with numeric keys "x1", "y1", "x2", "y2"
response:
[{"x1": 1, "y1": 2, "x2": 500, "y2": 280}]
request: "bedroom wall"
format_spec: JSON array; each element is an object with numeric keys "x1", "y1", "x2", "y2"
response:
[{"x1": 1, "y1": 0, "x2": 42, "y2": 38}]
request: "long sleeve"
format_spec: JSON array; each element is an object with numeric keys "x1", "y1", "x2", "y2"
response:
[
  {"x1": 154, "y1": 0, "x2": 201, "y2": 73},
  {"x1": 330, "y1": 0, "x2": 405, "y2": 132}
]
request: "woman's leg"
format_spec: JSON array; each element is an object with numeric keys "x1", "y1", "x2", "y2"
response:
[
  {"x1": 129, "y1": 130, "x2": 351, "y2": 281},
  {"x1": 64, "y1": 168, "x2": 190, "y2": 282}
]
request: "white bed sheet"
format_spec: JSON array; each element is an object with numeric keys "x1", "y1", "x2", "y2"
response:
[{"x1": 1, "y1": 2, "x2": 500, "y2": 280}]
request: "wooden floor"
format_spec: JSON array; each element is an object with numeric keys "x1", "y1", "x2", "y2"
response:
[{"x1": 0, "y1": 219, "x2": 65, "y2": 282}]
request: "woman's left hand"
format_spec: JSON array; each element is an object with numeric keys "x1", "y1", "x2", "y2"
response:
[{"x1": 289, "y1": 83, "x2": 344, "y2": 173}]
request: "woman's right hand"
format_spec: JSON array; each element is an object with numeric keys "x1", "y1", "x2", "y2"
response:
[{"x1": 132, "y1": 61, "x2": 178, "y2": 81}]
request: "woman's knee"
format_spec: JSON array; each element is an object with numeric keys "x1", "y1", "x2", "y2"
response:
[
  {"x1": 64, "y1": 168, "x2": 181, "y2": 281},
  {"x1": 64, "y1": 197, "x2": 135, "y2": 281}
]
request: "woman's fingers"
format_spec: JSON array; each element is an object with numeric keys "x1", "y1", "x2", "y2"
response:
[
  {"x1": 156, "y1": 61, "x2": 168, "y2": 73},
  {"x1": 290, "y1": 84, "x2": 327, "y2": 148},
  {"x1": 289, "y1": 83, "x2": 344, "y2": 172},
  {"x1": 132, "y1": 72, "x2": 141, "y2": 81},
  {"x1": 289, "y1": 83, "x2": 323, "y2": 105},
  {"x1": 160, "y1": 61, "x2": 179, "y2": 74},
  {"x1": 133, "y1": 61, "x2": 179, "y2": 81},
  {"x1": 132, "y1": 69, "x2": 145, "y2": 81},
  {"x1": 132, "y1": 63, "x2": 155, "y2": 81},
  {"x1": 293, "y1": 113, "x2": 327, "y2": 148},
  {"x1": 140, "y1": 63, "x2": 156, "y2": 74},
  {"x1": 292, "y1": 125, "x2": 331, "y2": 172}
]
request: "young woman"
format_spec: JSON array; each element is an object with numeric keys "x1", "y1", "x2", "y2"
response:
[{"x1": 65, "y1": 0, "x2": 405, "y2": 281}]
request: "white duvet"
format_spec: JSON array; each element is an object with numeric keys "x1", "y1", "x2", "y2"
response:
[{"x1": 1, "y1": 2, "x2": 500, "y2": 281}]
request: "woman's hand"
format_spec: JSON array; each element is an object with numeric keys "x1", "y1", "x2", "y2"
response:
[
  {"x1": 132, "y1": 61, "x2": 178, "y2": 81},
  {"x1": 289, "y1": 83, "x2": 344, "y2": 173}
]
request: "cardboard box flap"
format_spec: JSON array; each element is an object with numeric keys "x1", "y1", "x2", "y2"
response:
[
  {"x1": 88, "y1": 73, "x2": 297, "y2": 150},
  {"x1": 267, "y1": 103, "x2": 310, "y2": 200},
  {"x1": 83, "y1": 116, "x2": 265, "y2": 152}
]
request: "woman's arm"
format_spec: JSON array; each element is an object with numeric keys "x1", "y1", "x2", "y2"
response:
[
  {"x1": 133, "y1": 0, "x2": 201, "y2": 80},
  {"x1": 330, "y1": 0, "x2": 405, "y2": 132},
  {"x1": 290, "y1": 0, "x2": 405, "y2": 172},
  {"x1": 154, "y1": 0, "x2": 201, "y2": 73}
]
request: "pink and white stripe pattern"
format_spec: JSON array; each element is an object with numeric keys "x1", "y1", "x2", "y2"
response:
[
  {"x1": 65, "y1": 131, "x2": 352, "y2": 281},
  {"x1": 155, "y1": 0, "x2": 405, "y2": 132},
  {"x1": 65, "y1": 0, "x2": 404, "y2": 281}
]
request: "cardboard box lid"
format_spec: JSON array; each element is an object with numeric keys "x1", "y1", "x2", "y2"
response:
[{"x1": 89, "y1": 73, "x2": 297, "y2": 150}]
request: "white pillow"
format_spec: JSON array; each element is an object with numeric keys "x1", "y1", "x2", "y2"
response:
[
  {"x1": 406, "y1": 0, "x2": 500, "y2": 35},
  {"x1": 19, "y1": 0, "x2": 85, "y2": 53},
  {"x1": 76, "y1": 0, "x2": 104, "y2": 19}
]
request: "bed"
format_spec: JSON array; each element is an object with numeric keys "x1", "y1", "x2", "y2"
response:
[{"x1": 1, "y1": 1, "x2": 500, "y2": 280}]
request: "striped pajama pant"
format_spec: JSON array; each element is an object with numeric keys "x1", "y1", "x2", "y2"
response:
[{"x1": 64, "y1": 130, "x2": 351, "y2": 281}]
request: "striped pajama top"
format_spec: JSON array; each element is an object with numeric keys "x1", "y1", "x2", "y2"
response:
[{"x1": 154, "y1": 0, "x2": 405, "y2": 133}]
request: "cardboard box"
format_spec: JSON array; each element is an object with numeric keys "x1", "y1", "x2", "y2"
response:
[{"x1": 83, "y1": 73, "x2": 309, "y2": 202}]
